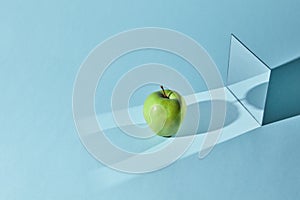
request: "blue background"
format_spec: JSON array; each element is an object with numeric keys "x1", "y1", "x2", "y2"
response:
[{"x1": 1, "y1": 0, "x2": 300, "y2": 199}]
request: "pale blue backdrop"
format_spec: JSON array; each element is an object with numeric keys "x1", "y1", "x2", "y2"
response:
[{"x1": 1, "y1": 0, "x2": 300, "y2": 199}]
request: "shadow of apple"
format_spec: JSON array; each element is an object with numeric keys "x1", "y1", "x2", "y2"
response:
[{"x1": 176, "y1": 100, "x2": 239, "y2": 137}]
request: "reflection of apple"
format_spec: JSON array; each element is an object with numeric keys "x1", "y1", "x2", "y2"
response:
[{"x1": 143, "y1": 86, "x2": 186, "y2": 137}]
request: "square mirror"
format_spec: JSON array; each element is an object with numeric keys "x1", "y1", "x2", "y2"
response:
[{"x1": 227, "y1": 34, "x2": 271, "y2": 125}]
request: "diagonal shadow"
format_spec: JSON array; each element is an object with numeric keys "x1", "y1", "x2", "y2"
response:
[{"x1": 92, "y1": 115, "x2": 300, "y2": 199}]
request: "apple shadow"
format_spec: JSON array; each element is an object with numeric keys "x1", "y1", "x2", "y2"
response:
[
  {"x1": 245, "y1": 82, "x2": 269, "y2": 110},
  {"x1": 102, "y1": 124, "x2": 168, "y2": 154},
  {"x1": 93, "y1": 99, "x2": 239, "y2": 156},
  {"x1": 176, "y1": 100, "x2": 239, "y2": 137},
  {"x1": 100, "y1": 99, "x2": 240, "y2": 150}
]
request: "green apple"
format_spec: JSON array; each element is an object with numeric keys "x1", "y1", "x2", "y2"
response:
[{"x1": 143, "y1": 86, "x2": 186, "y2": 137}]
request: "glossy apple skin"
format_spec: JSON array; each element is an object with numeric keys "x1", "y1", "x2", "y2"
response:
[{"x1": 143, "y1": 89, "x2": 186, "y2": 137}]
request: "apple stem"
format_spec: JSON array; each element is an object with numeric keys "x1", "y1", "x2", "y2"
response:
[{"x1": 160, "y1": 85, "x2": 169, "y2": 98}]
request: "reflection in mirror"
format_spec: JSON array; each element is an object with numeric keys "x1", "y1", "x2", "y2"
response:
[{"x1": 227, "y1": 34, "x2": 271, "y2": 125}]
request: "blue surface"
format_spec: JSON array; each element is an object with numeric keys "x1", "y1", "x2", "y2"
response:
[{"x1": 1, "y1": 0, "x2": 300, "y2": 199}]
